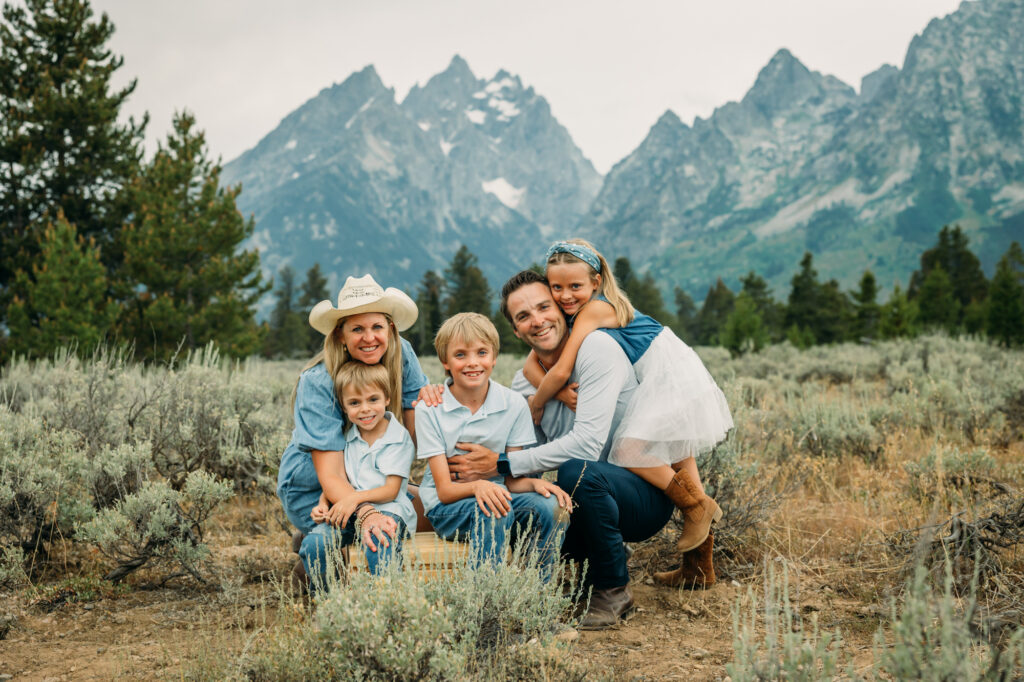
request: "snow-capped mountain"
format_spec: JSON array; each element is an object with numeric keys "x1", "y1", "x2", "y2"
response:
[
  {"x1": 222, "y1": 57, "x2": 600, "y2": 300},
  {"x1": 579, "y1": 0, "x2": 1024, "y2": 298}
]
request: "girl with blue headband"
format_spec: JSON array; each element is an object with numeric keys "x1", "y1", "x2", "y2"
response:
[{"x1": 523, "y1": 238, "x2": 733, "y2": 586}]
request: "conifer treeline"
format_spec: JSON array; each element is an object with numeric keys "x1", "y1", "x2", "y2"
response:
[{"x1": 263, "y1": 228, "x2": 1024, "y2": 359}]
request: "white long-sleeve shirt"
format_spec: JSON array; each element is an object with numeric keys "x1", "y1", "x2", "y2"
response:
[{"x1": 508, "y1": 331, "x2": 637, "y2": 476}]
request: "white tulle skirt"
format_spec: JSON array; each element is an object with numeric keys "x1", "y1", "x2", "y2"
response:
[{"x1": 610, "y1": 328, "x2": 734, "y2": 468}]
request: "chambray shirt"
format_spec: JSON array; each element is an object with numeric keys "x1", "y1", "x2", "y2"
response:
[
  {"x1": 415, "y1": 379, "x2": 536, "y2": 513},
  {"x1": 343, "y1": 412, "x2": 416, "y2": 531},
  {"x1": 276, "y1": 338, "x2": 427, "y2": 512}
]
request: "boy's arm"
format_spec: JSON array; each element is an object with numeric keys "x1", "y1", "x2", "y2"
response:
[
  {"x1": 532, "y1": 300, "x2": 618, "y2": 412},
  {"x1": 310, "y1": 449, "x2": 357, "y2": 504},
  {"x1": 430, "y1": 454, "x2": 511, "y2": 517}
]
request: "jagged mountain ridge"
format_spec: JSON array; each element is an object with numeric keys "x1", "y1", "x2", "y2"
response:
[
  {"x1": 222, "y1": 57, "x2": 601, "y2": 303},
  {"x1": 579, "y1": 0, "x2": 1024, "y2": 300}
]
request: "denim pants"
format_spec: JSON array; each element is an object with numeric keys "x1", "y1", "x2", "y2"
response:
[
  {"x1": 426, "y1": 492, "x2": 567, "y2": 571},
  {"x1": 557, "y1": 459, "x2": 674, "y2": 590},
  {"x1": 299, "y1": 512, "x2": 407, "y2": 591}
]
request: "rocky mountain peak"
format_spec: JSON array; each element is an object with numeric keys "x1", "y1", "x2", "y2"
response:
[
  {"x1": 860, "y1": 63, "x2": 899, "y2": 102},
  {"x1": 743, "y1": 48, "x2": 827, "y2": 118}
]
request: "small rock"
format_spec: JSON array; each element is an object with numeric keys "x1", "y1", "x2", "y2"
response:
[
  {"x1": 731, "y1": 580, "x2": 741, "y2": 588},
  {"x1": 0, "y1": 674, "x2": 13, "y2": 681},
  {"x1": 96, "y1": 647, "x2": 106, "y2": 654},
  {"x1": 644, "y1": 577, "x2": 654, "y2": 585},
  {"x1": 692, "y1": 647, "x2": 710, "y2": 660},
  {"x1": 83, "y1": 604, "x2": 94, "y2": 611}
]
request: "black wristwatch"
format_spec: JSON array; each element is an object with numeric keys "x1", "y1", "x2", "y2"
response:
[{"x1": 496, "y1": 452, "x2": 512, "y2": 477}]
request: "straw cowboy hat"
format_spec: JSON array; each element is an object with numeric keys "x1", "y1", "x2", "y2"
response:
[{"x1": 308, "y1": 274, "x2": 418, "y2": 335}]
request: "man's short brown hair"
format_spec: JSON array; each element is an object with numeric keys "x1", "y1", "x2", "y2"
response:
[{"x1": 499, "y1": 269, "x2": 549, "y2": 322}]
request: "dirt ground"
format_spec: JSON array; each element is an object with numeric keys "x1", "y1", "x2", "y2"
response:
[{"x1": 0, "y1": 498, "x2": 885, "y2": 681}]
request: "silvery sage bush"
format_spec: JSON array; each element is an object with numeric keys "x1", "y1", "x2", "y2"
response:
[{"x1": 79, "y1": 470, "x2": 231, "y2": 583}]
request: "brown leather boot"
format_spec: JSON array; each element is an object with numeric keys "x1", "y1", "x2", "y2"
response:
[
  {"x1": 579, "y1": 585, "x2": 635, "y2": 630},
  {"x1": 653, "y1": 531, "x2": 716, "y2": 589},
  {"x1": 664, "y1": 468, "x2": 722, "y2": 551}
]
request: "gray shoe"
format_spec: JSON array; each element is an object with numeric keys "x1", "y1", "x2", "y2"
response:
[{"x1": 579, "y1": 585, "x2": 635, "y2": 630}]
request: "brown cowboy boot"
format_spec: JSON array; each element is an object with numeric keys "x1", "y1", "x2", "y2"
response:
[
  {"x1": 664, "y1": 467, "x2": 722, "y2": 551},
  {"x1": 653, "y1": 531, "x2": 716, "y2": 589}
]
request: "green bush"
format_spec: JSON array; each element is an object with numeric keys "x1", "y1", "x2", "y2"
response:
[
  {"x1": 872, "y1": 564, "x2": 1024, "y2": 680},
  {"x1": 728, "y1": 563, "x2": 846, "y2": 681},
  {"x1": 79, "y1": 470, "x2": 231, "y2": 583}
]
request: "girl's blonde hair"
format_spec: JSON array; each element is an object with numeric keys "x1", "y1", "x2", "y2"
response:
[
  {"x1": 546, "y1": 238, "x2": 634, "y2": 327},
  {"x1": 334, "y1": 362, "x2": 391, "y2": 405},
  {"x1": 292, "y1": 313, "x2": 405, "y2": 425}
]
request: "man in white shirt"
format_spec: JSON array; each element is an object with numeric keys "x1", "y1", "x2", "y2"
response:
[{"x1": 448, "y1": 270, "x2": 676, "y2": 629}]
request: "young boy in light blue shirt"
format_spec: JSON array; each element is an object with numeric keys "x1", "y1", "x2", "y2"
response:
[
  {"x1": 415, "y1": 312, "x2": 571, "y2": 570},
  {"x1": 303, "y1": 362, "x2": 415, "y2": 589}
]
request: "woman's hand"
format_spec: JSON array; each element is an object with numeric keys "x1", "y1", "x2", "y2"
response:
[
  {"x1": 326, "y1": 492, "x2": 364, "y2": 527},
  {"x1": 412, "y1": 383, "x2": 445, "y2": 408},
  {"x1": 310, "y1": 492, "x2": 330, "y2": 523},
  {"x1": 361, "y1": 512, "x2": 398, "y2": 552},
  {"x1": 529, "y1": 478, "x2": 573, "y2": 512},
  {"x1": 473, "y1": 480, "x2": 512, "y2": 518},
  {"x1": 555, "y1": 382, "x2": 579, "y2": 412}
]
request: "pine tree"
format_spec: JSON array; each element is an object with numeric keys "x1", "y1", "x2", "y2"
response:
[
  {"x1": 672, "y1": 287, "x2": 697, "y2": 343},
  {"x1": 908, "y1": 225, "x2": 987, "y2": 323},
  {"x1": 721, "y1": 292, "x2": 768, "y2": 356},
  {"x1": 413, "y1": 269, "x2": 444, "y2": 354},
  {"x1": 263, "y1": 266, "x2": 306, "y2": 358},
  {"x1": 118, "y1": 111, "x2": 267, "y2": 361},
  {"x1": 987, "y1": 242, "x2": 1024, "y2": 347},
  {"x1": 879, "y1": 283, "x2": 919, "y2": 339},
  {"x1": 695, "y1": 279, "x2": 735, "y2": 345},
  {"x1": 785, "y1": 252, "x2": 821, "y2": 341},
  {"x1": 443, "y1": 245, "x2": 491, "y2": 317},
  {"x1": 296, "y1": 263, "x2": 329, "y2": 354},
  {"x1": 740, "y1": 271, "x2": 783, "y2": 341},
  {"x1": 6, "y1": 211, "x2": 119, "y2": 357},
  {"x1": 0, "y1": 0, "x2": 145, "y2": 321},
  {"x1": 851, "y1": 270, "x2": 881, "y2": 340},
  {"x1": 916, "y1": 265, "x2": 959, "y2": 333}
]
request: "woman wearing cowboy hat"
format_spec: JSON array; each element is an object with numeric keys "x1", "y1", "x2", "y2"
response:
[{"x1": 277, "y1": 274, "x2": 439, "y2": 590}]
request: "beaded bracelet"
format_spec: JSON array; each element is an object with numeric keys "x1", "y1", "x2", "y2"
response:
[{"x1": 355, "y1": 509, "x2": 383, "y2": 537}]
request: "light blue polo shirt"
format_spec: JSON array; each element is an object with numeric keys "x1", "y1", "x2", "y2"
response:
[
  {"x1": 343, "y1": 412, "x2": 417, "y2": 531},
  {"x1": 415, "y1": 379, "x2": 536, "y2": 513}
]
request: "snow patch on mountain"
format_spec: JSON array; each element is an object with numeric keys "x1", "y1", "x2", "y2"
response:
[
  {"x1": 482, "y1": 177, "x2": 525, "y2": 209},
  {"x1": 465, "y1": 109, "x2": 486, "y2": 124}
]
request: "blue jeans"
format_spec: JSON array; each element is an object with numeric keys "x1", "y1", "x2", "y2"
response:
[
  {"x1": 426, "y1": 492, "x2": 567, "y2": 572},
  {"x1": 557, "y1": 459, "x2": 674, "y2": 590},
  {"x1": 299, "y1": 513, "x2": 407, "y2": 591}
]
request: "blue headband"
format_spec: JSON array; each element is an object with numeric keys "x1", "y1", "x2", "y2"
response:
[{"x1": 545, "y1": 241, "x2": 601, "y2": 272}]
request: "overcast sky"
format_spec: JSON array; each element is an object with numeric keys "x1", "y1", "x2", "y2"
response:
[{"x1": 94, "y1": 0, "x2": 965, "y2": 174}]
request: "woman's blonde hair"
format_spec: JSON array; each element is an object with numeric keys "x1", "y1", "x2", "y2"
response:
[
  {"x1": 546, "y1": 238, "x2": 634, "y2": 327},
  {"x1": 292, "y1": 313, "x2": 405, "y2": 425}
]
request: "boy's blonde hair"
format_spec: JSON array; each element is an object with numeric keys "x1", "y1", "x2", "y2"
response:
[
  {"x1": 434, "y1": 313, "x2": 500, "y2": 375},
  {"x1": 334, "y1": 361, "x2": 392, "y2": 405},
  {"x1": 546, "y1": 237, "x2": 635, "y2": 327}
]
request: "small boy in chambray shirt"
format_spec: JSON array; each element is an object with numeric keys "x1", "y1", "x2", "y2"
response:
[
  {"x1": 303, "y1": 362, "x2": 415, "y2": 587},
  {"x1": 415, "y1": 313, "x2": 572, "y2": 571}
]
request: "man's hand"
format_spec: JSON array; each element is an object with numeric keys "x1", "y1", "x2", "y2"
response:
[
  {"x1": 411, "y1": 383, "x2": 445, "y2": 408},
  {"x1": 472, "y1": 480, "x2": 512, "y2": 517},
  {"x1": 556, "y1": 382, "x2": 579, "y2": 412},
  {"x1": 448, "y1": 442, "x2": 500, "y2": 481}
]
